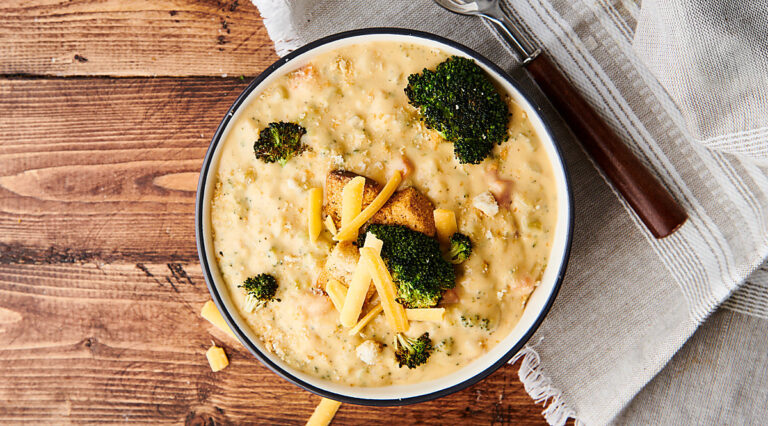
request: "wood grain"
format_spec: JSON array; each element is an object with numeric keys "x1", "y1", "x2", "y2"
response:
[
  {"x1": 0, "y1": 77, "x2": 547, "y2": 423},
  {"x1": 0, "y1": 0, "x2": 278, "y2": 77},
  {"x1": 1, "y1": 2, "x2": 548, "y2": 422},
  {"x1": 0, "y1": 77, "x2": 250, "y2": 263},
  {"x1": 0, "y1": 262, "x2": 545, "y2": 424}
]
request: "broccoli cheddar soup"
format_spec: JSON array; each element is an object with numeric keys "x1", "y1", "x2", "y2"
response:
[{"x1": 210, "y1": 41, "x2": 557, "y2": 387}]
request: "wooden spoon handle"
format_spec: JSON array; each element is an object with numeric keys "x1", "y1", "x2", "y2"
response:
[{"x1": 525, "y1": 54, "x2": 687, "y2": 238}]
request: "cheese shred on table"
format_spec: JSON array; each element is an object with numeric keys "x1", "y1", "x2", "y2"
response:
[
  {"x1": 206, "y1": 345, "x2": 229, "y2": 372},
  {"x1": 306, "y1": 398, "x2": 342, "y2": 426},
  {"x1": 200, "y1": 301, "x2": 237, "y2": 339}
]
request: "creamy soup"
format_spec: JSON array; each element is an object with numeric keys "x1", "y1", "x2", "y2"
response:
[{"x1": 210, "y1": 41, "x2": 557, "y2": 387}]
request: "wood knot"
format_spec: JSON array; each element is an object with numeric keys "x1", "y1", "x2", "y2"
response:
[
  {"x1": 83, "y1": 337, "x2": 96, "y2": 349},
  {"x1": 185, "y1": 411, "x2": 215, "y2": 426}
]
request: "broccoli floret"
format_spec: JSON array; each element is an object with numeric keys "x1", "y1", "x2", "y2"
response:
[
  {"x1": 405, "y1": 56, "x2": 509, "y2": 164},
  {"x1": 394, "y1": 333, "x2": 433, "y2": 368},
  {"x1": 239, "y1": 273, "x2": 278, "y2": 312},
  {"x1": 361, "y1": 224, "x2": 455, "y2": 308},
  {"x1": 253, "y1": 122, "x2": 307, "y2": 165},
  {"x1": 448, "y1": 232, "x2": 472, "y2": 264}
]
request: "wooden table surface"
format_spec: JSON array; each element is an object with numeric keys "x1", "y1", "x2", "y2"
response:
[{"x1": 0, "y1": 1, "x2": 546, "y2": 424}]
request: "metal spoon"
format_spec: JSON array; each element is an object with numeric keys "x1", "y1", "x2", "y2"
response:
[
  {"x1": 435, "y1": 0, "x2": 540, "y2": 63},
  {"x1": 434, "y1": 0, "x2": 687, "y2": 238}
]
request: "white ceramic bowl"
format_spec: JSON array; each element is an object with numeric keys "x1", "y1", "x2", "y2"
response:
[{"x1": 196, "y1": 28, "x2": 573, "y2": 406}]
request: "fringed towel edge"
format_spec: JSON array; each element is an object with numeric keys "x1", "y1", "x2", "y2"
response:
[
  {"x1": 251, "y1": 0, "x2": 304, "y2": 57},
  {"x1": 510, "y1": 346, "x2": 581, "y2": 426}
]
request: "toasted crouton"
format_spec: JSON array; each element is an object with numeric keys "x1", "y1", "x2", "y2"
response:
[
  {"x1": 324, "y1": 241, "x2": 359, "y2": 285},
  {"x1": 371, "y1": 187, "x2": 436, "y2": 236},
  {"x1": 322, "y1": 241, "x2": 376, "y2": 301},
  {"x1": 325, "y1": 171, "x2": 381, "y2": 226},
  {"x1": 324, "y1": 170, "x2": 436, "y2": 236}
]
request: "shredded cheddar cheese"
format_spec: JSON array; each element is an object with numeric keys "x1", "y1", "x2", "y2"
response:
[
  {"x1": 433, "y1": 209, "x2": 458, "y2": 242},
  {"x1": 340, "y1": 176, "x2": 366, "y2": 229},
  {"x1": 347, "y1": 304, "x2": 384, "y2": 336},
  {"x1": 405, "y1": 308, "x2": 446, "y2": 322},
  {"x1": 307, "y1": 188, "x2": 323, "y2": 244},
  {"x1": 339, "y1": 233, "x2": 383, "y2": 327},
  {"x1": 360, "y1": 247, "x2": 409, "y2": 333},
  {"x1": 324, "y1": 215, "x2": 337, "y2": 236},
  {"x1": 348, "y1": 306, "x2": 445, "y2": 336},
  {"x1": 334, "y1": 171, "x2": 402, "y2": 241},
  {"x1": 325, "y1": 277, "x2": 348, "y2": 313}
]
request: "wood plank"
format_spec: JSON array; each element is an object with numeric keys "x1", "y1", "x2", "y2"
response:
[
  {"x1": 1, "y1": 0, "x2": 547, "y2": 421},
  {"x1": 0, "y1": 262, "x2": 545, "y2": 424},
  {"x1": 0, "y1": 77, "x2": 251, "y2": 263},
  {"x1": 0, "y1": 0, "x2": 278, "y2": 77}
]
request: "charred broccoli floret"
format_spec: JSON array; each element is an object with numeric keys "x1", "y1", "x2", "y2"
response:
[
  {"x1": 361, "y1": 224, "x2": 455, "y2": 308},
  {"x1": 239, "y1": 273, "x2": 278, "y2": 312},
  {"x1": 405, "y1": 56, "x2": 509, "y2": 164},
  {"x1": 253, "y1": 121, "x2": 307, "y2": 165},
  {"x1": 394, "y1": 333, "x2": 433, "y2": 369},
  {"x1": 448, "y1": 232, "x2": 472, "y2": 264}
]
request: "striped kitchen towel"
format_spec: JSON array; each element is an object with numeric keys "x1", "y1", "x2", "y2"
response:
[{"x1": 250, "y1": 0, "x2": 768, "y2": 423}]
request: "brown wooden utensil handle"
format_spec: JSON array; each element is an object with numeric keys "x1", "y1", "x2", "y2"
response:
[{"x1": 525, "y1": 54, "x2": 687, "y2": 238}]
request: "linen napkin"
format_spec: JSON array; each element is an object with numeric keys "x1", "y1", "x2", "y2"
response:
[
  {"x1": 633, "y1": 0, "x2": 768, "y2": 160},
  {"x1": 249, "y1": 0, "x2": 768, "y2": 424}
]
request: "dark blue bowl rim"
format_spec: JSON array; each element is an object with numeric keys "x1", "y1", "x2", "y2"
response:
[{"x1": 195, "y1": 27, "x2": 573, "y2": 407}]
